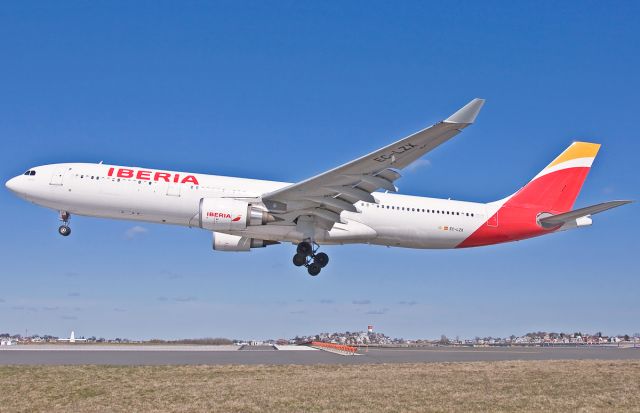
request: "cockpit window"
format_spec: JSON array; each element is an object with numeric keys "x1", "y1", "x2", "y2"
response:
[
  {"x1": 24, "y1": 171, "x2": 29, "y2": 175},
  {"x1": 24, "y1": 170, "x2": 36, "y2": 176},
  {"x1": 30, "y1": 170, "x2": 36, "y2": 176}
]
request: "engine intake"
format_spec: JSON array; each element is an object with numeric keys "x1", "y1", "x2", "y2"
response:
[{"x1": 198, "y1": 198, "x2": 275, "y2": 231}]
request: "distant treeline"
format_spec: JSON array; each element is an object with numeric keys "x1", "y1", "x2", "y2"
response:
[{"x1": 147, "y1": 338, "x2": 234, "y2": 345}]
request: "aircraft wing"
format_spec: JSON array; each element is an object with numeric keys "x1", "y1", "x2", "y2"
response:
[
  {"x1": 262, "y1": 98, "x2": 485, "y2": 226},
  {"x1": 538, "y1": 200, "x2": 632, "y2": 228}
]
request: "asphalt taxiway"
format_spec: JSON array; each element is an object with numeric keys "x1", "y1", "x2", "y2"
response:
[{"x1": 1, "y1": 345, "x2": 638, "y2": 365}]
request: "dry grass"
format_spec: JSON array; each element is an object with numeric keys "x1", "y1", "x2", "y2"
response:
[{"x1": 0, "y1": 360, "x2": 639, "y2": 412}]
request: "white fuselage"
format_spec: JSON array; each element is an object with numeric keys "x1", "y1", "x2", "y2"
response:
[{"x1": 7, "y1": 163, "x2": 498, "y2": 249}]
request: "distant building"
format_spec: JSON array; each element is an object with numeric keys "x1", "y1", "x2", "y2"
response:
[{"x1": 58, "y1": 331, "x2": 87, "y2": 343}]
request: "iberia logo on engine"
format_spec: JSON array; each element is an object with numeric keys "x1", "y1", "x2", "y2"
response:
[{"x1": 207, "y1": 212, "x2": 242, "y2": 222}]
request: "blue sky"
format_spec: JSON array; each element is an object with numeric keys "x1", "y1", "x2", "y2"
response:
[{"x1": 1, "y1": 1, "x2": 638, "y2": 340}]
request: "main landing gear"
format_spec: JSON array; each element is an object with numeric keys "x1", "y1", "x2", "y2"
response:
[
  {"x1": 292, "y1": 241, "x2": 329, "y2": 276},
  {"x1": 58, "y1": 211, "x2": 71, "y2": 237}
]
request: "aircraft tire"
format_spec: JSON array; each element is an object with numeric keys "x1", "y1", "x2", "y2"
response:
[
  {"x1": 307, "y1": 263, "x2": 321, "y2": 276},
  {"x1": 296, "y1": 241, "x2": 313, "y2": 256},
  {"x1": 314, "y1": 252, "x2": 329, "y2": 268},
  {"x1": 292, "y1": 253, "x2": 306, "y2": 267}
]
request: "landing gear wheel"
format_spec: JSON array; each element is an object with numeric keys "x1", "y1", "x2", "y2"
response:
[
  {"x1": 314, "y1": 252, "x2": 329, "y2": 268},
  {"x1": 58, "y1": 211, "x2": 71, "y2": 237},
  {"x1": 296, "y1": 241, "x2": 313, "y2": 256},
  {"x1": 292, "y1": 253, "x2": 307, "y2": 267},
  {"x1": 307, "y1": 263, "x2": 321, "y2": 276}
]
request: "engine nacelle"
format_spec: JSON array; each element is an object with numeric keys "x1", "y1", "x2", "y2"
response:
[
  {"x1": 212, "y1": 232, "x2": 277, "y2": 252},
  {"x1": 198, "y1": 198, "x2": 274, "y2": 231}
]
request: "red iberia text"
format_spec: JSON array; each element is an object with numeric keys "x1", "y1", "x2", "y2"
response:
[{"x1": 107, "y1": 167, "x2": 199, "y2": 185}]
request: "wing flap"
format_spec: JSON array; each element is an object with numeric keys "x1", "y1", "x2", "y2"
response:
[
  {"x1": 375, "y1": 168, "x2": 402, "y2": 182},
  {"x1": 304, "y1": 196, "x2": 358, "y2": 213},
  {"x1": 325, "y1": 185, "x2": 377, "y2": 203},
  {"x1": 349, "y1": 174, "x2": 397, "y2": 192}
]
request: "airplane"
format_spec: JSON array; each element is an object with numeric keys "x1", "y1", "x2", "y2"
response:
[
  {"x1": 58, "y1": 331, "x2": 86, "y2": 343},
  {"x1": 5, "y1": 99, "x2": 631, "y2": 276}
]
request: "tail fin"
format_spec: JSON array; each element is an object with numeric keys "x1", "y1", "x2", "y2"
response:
[{"x1": 508, "y1": 142, "x2": 601, "y2": 213}]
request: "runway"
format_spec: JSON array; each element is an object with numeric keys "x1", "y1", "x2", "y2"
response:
[{"x1": 1, "y1": 345, "x2": 638, "y2": 365}]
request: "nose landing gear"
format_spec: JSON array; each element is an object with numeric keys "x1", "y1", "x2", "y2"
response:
[
  {"x1": 292, "y1": 241, "x2": 329, "y2": 276},
  {"x1": 58, "y1": 211, "x2": 71, "y2": 237}
]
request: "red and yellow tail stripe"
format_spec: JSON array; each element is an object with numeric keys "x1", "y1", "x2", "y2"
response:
[{"x1": 533, "y1": 141, "x2": 600, "y2": 180}]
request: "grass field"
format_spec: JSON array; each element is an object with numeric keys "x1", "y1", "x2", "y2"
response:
[{"x1": 1, "y1": 360, "x2": 639, "y2": 412}]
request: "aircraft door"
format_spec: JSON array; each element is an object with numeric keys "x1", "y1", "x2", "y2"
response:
[
  {"x1": 166, "y1": 183, "x2": 181, "y2": 197},
  {"x1": 49, "y1": 167, "x2": 67, "y2": 186},
  {"x1": 486, "y1": 211, "x2": 498, "y2": 227}
]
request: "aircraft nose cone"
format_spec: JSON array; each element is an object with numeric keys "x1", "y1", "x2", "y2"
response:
[{"x1": 5, "y1": 177, "x2": 19, "y2": 193}]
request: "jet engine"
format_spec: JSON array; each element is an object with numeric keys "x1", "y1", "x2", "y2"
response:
[
  {"x1": 198, "y1": 198, "x2": 275, "y2": 231},
  {"x1": 212, "y1": 232, "x2": 278, "y2": 252}
]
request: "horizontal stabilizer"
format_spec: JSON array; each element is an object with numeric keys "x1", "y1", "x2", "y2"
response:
[{"x1": 538, "y1": 200, "x2": 632, "y2": 228}]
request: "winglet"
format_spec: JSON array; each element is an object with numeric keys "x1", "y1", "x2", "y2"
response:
[{"x1": 445, "y1": 98, "x2": 485, "y2": 124}]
